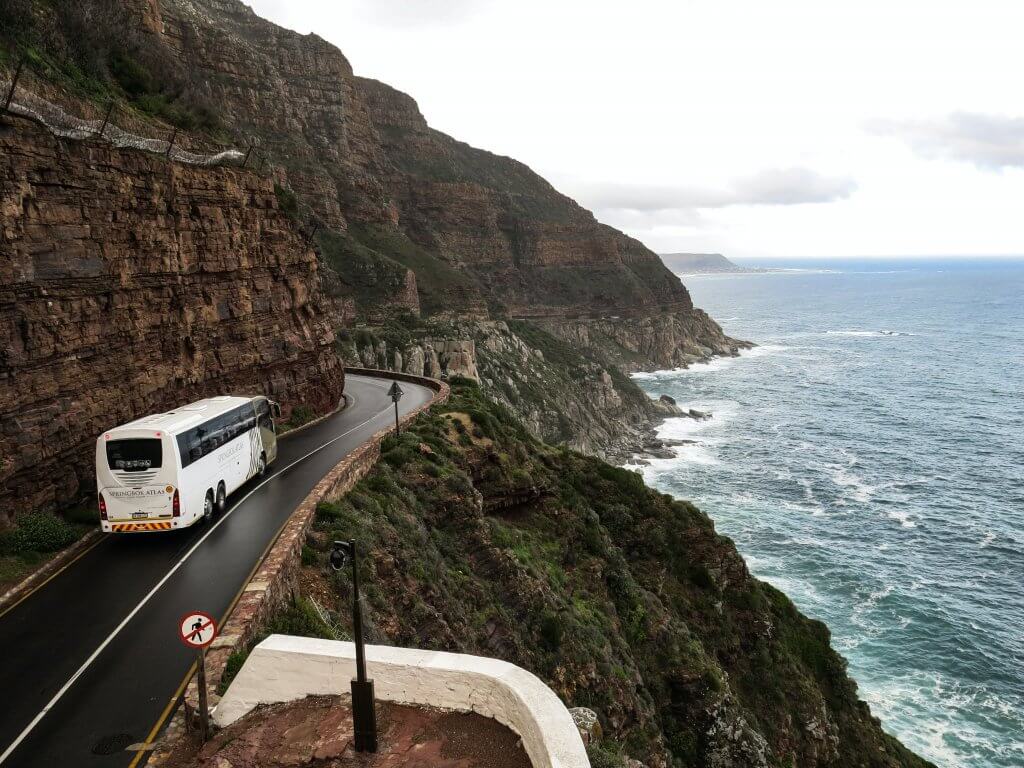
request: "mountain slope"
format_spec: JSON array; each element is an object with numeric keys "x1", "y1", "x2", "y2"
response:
[
  {"x1": 297, "y1": 380, "x2": 935, "y2": 768},
  {"x1": 132, "y1": 0, "x2": 733, "y2": 348}
]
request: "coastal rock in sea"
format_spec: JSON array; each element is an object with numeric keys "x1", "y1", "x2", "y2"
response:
[
  {"x1": 688, "y1": 409, "x2": 712, "y2": 420},
  {"x1": 651, "y1": 395, "x2": 682, "y2": 417}
]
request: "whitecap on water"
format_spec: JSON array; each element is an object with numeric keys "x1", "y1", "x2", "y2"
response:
[
  {"x1": 630, "y1": 344, "x2": 788, "y2": 379},
  {"x1": 827, "y1": 463, "x2": 877, "y2": 505},
  {"x1": 825, "y1": 329, "x2": 915, "y2": 338},
  {"x1": 887, "y1": 509, "x2": 917, "y2": 528}
]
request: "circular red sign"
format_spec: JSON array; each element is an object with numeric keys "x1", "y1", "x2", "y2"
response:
[{"x1": 178, "y1": 610, "x2": 218, "y2": 649}]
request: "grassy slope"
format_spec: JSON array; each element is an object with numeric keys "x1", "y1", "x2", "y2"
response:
[
  {"x1": 292, "y1": 380, "x2": 932, "y2": 768},
  {"x1": 0, "y1": 1, "x2": 224, "y2": 135},
  {"x1": 0, "y1": 509, "x2": 95, "y2": 593}
]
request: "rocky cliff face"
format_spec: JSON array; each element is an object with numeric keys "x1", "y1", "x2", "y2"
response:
[
  {"x1": 136, "y1": 0, "x2": 740, "y2": 357},
  {"x1": 337, "y1": 318, "x2": 683, "y2": 463},
  {"x1": 0, "y1": 115, "x2": 344, "y2": 520},
  {"x1": 540, "y1": 307, "x2": 749, "y2": 372},
  {"x1": 2, "y1": 0, "x2": 747, "y2": 516}
]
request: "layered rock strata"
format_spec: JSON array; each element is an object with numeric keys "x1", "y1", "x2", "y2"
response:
[
  {"x1": 0, "y1": 116, "x2": 344, "y2": 520},
  {"x1": 140, "y1": 0, "x2": 741, "y2": 357}
]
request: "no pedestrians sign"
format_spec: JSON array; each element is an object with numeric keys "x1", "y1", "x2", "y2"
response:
[{"x1": 178, "y1": 611, "x2": 218, "y2": 649}]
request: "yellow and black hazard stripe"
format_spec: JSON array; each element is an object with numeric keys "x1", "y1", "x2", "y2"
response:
[{"x1": 110, "y1": 521, "x2": 174, "y2": 532}]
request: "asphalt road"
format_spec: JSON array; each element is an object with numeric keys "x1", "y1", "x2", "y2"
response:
[{"x1": 0, "y1": 374, "x2": 435, "y2": 767}]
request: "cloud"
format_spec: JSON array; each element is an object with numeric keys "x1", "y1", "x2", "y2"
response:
[
  {"x1": 571, "y1": 167, "x2": 857, "y2": 213},
  {"x1": 351, "y1": 0, "x2": 492, "y2": 27},
  {"x1": 868, "y1": 112, "x2": 1024, "y2": 171}
]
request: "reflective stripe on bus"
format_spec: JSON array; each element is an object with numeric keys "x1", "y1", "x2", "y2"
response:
[{"x1": 110, "y1": 522, "x2": 175, "y2": 532}]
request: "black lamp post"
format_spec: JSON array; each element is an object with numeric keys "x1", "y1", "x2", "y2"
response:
[{"x1": 330, "y1": 540, "x2": 378, "y2": 752}]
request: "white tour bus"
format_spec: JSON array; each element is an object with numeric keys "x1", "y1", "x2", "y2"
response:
[{"x1": 96, "y1": 395, "x2": 281, "y2": 533}]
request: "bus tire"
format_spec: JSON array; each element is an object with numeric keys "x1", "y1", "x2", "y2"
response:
[
  {"x1": 257, "y1": 453, "x2": 267, "y2": 477},
  {"x1": 203, "y1": 490, "x2": 215, "y2": 522},
  {"x1": 216, "y1": 483, "x2": 227, "y2": 513}
]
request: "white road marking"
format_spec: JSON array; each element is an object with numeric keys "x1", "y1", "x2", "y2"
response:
[{"x1": 0, "y1": 380, "x2": 428, "y2": 765}]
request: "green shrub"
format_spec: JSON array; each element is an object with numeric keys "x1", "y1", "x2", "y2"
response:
[
  {"x1": 0, "y1": 513, "x2": 80, "y2": 555},
  {"x1": 274, "y1": 184, "x2": 299, "y2": 219},
  {"x1": 315, "y1": 501, "x2": 346, "y2": 523},
  {"x1": 586, "y1": 745, "x2": 628, "y2": 768},
  {"x1": 539, "y1": 610, "x2": 565, "y2": 650},
  {"x1": 265, "y1": 597, "x2": 336, "y2": 640},
  {"x1": 285, "y1": 404, "x2": 316, "y2": 430},
  {"x1": 217, "y1": 648, "x2": 248, "y2": 694},
  {"x1": 448, "y1": 375, "x2": 478, "y2": 389},
  {"x1": 353, "y1": 328, "x2": 377, "y2": 348},
  {"x1": 300, "y1": 545, "x2": 318, "y2": 567},
  {"x1": 689, "y1": 565, "x2": 714, "y2": 590}
]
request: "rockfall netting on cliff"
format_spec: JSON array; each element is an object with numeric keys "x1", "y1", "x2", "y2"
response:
[{"x1": 0, "y1": 71, "x2": 244, "y2": 167}]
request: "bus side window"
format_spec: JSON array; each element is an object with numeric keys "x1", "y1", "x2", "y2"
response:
[
  {"x1": 199, "y1": 425, "x2": 216, "y2": 454},
  {"x1": 178, "y1": 428, "x2": 203, "y2": 467},
  {"x1": 222, "y1": 413, "x2": 236, "y2": 443},
  {"x1": 240, "y1": 405, "x2": 256, "y2": 433},
  {"x1": 177, "y1": 433, "x2": 193, "y2": 468}
]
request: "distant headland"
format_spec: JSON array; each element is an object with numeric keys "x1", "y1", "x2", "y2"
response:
[{"x1": 659, "y1": 252, "x2": 771, "y2": 274}]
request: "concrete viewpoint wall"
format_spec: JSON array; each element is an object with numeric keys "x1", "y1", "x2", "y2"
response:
[
  {"x1": 216, "y1": 635, "x2": 590, "y2": 768},
  {"x1": 174, "y1": 370, "x2": 449, "y2": 732}
]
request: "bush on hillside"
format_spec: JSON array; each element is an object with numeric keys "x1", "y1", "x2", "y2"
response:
[{"x1": 0, "y1": 513, "x2": 80, "y2": 555}]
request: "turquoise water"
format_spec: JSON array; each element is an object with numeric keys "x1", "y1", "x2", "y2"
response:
[{"x1": 632, "y1": 259, "x2": 1024, "y2": 768}]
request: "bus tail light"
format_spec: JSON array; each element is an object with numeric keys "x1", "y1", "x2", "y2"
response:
[
  {"x1": 172, "y1": 489, "x2": 180, "y2": 517},
  {"x1": 98, "y1": 494, "x2": 107, "y2": 521}
]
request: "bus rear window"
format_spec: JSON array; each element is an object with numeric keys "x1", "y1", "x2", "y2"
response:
[{"x1": 106, "y1": 439, "x2": 163, "y2": 472}]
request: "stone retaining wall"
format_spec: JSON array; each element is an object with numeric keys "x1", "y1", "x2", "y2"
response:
[{"x1": 150, "y1": 371, "x2": 448, "y2": 763}]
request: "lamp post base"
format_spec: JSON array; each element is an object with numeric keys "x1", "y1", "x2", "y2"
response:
[{"x1": 351, "y1": 678, "x2": 378, "y2": 752}]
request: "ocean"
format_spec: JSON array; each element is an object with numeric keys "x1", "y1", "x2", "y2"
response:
[{"x1": 631, "y1": 259, "x2": 1024, "y2": 768}]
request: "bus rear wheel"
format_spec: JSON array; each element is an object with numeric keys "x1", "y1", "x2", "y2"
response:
[
  {"x1": 203, "y1": 490, "x2": 214, "y2": 522},
  {"x1": 216, "y1": 483, "x2": 227, "y2": 513},
  {"x1": 257, "y1": 453, "x2": 267, "y2": 477}
]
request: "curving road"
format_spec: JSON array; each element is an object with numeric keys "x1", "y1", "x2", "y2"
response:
[{"x1": 0, "y1": 374, "x2": 435, "y2": 767}]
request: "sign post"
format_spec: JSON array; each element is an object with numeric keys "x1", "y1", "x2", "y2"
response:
[
  {"x1": 387, "y1": 381, "x2": 404, "y2": 436},
  {"x1": 178, "y1": 611, "x2": 218, "y2": 741}
]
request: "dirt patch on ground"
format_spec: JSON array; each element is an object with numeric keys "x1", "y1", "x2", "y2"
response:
[{"x1": 159, "y1": 695, "x2": 532, "y2": 768}]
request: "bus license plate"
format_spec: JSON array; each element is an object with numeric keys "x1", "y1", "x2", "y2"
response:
[{"x1": 132, "y1": 511, "x2": 147, "y2": 519}]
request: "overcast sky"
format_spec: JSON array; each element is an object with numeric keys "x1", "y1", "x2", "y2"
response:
[{"x1": 245, "y1": 0, "x2": 1024, "y2": 258}]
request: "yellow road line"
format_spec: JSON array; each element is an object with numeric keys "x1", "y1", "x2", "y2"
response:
[
  {"x1": 0, "y1": 535, "x2": 105, "y2": 621},
  {"x1": 126, "y1": 660, "x2": 196, "y2": 768},
  {"x1": 127, "y1": 506, "x2": 300, "y2": 761}
]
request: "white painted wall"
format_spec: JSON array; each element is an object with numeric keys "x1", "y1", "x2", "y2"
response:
[{"x1": 215, "y1": 634, "x2": 590, "y2": 768}]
